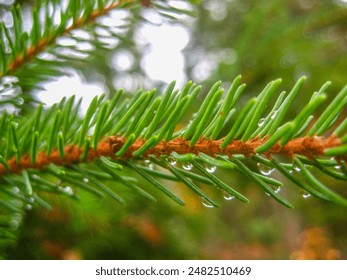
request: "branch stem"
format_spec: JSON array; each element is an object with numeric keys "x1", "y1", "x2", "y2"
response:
[{"x1": 0, "y1": 135, "x2": 344, "y2": 176}]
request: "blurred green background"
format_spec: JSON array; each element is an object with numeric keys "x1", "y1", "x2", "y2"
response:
[{"x1": 4, "y1": 0, "x2": 347, "y2": 259}]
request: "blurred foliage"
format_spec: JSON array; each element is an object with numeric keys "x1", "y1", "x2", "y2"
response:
[
  {"x1": 186, "y1": 0, "x2": 347, "y2": 91},
  {"x1": 4, "y1": 0, "x2": 347, "y2": 259}
]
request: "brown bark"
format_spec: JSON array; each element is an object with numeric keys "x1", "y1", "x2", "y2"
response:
[{"x1": 0, "y1": 135, "x2": 344, "y2": 176}]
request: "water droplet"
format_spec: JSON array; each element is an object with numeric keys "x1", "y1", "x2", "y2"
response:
[
  {"x1": 335, "y1": 165, "x2": 342, "y2": 170},
  {"x1": 9, "y1": 220, "x2": 19, "y2": 229},
  {"x1": 205, "y1": 165, "x2": 216, "y2": 173},
  {"x1": 14, "y1": 97, "x2": 24, "y2": 105},
  {"x1": 83, "y1": 178, "x2": 89, "y2": 183},
  {"x1": 300, "y1": 190, "x2": 311, "y2": 199},
  {"x1": 27, "y1": 197, "x2": 35, "y2": 203},
  {"x1": 25, "y1": 204, "x2": 33, "y2": 210},
  {"x1": 304, "y1": 164, "x2": 313, "y2": 170},
  {"x1": 292, "y1": 163, "x2": 301, "y2": 172},
  {"x1": 272, "y1": 185, "x2": 281, "y2": 194},
  {"x1": 11, "y1": 187, "x2": 20, "y2": 193},
  {"x1": 222, "y1": 190, "x2": 235, "y2": 201},
  {"x1": 167, "y1": 156, "x2": 176, "y2": 166},
  {"x1": 202, "y1": 198, "x2": 214, "y2": 208},
  {"x1": 257, "y1": 163, "x2": 275, "y2": 176},
  {"x1": 64, "y1": 186, "x2": 74, "y2": 195},
  {"x1": 12, "y1": 122, "x2": 18, "y2": 128},
  {"x1": 144, "y1": 159, "x2": 154, "y2": 170},
  {"x1": 258, "y1": 118, "x2": 265, "y2": 127},
  {"x1": 182, "y1": 162, "x2": 193, "y2": 171},
  {"x1": 271, "y1": 110, "x2": 278, "y2": 120},
  {"x1": 265, "y1": 185, "x2": 281, "y2": 196},
  {"x1": 148, "y1": 163, "x2": 154, "y2": 170}
]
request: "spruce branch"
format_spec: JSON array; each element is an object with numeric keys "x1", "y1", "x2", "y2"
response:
[
  {"x1": 1, "y1": 0, "x2": 128, "y2": 77},
  {"x1": 0, "y1": 0, "x2": 192, "y2": 93},
  {"x1": 0, "y1": 77, "x2": 346, "y2": 213},
  {"x1": 0, "y1": 77, "x2": 346, "y2": 259},
  {"x1": 0, "y1": 0, "x2": 347, "y2": 259},
  {"x1": 1, "y1": 0, "x2": 129, "y2": 78}
]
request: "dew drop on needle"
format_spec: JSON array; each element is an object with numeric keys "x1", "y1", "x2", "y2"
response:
[
  {"x1": 270, "y1": 110, "x2": 278, "y2": 119},
  {"x1": 272, "y1": 185, "x2": 281, "y2": 194},
  {"x1": 222, "y1": 190, "x2": 235, "y2": 201},
  {"x1": 167, "y1": 156, "x2": 176, "y2": 166},
  {"x1": 25, "y1": 204, "x2": 33, "y2": 210},
  {"x1": 335, "y1": 165, "x2": 342, "y2": 170},
  {"x1": 10, "y1": 220, "x2": 19, "y2": 229},
  {"x1": 300, "y1": 190, "x2": 311, "y2": 199},
  {"x1": 205, "y1": 165, "x2": 216, "y2": 173},
  {"x1": 258, "y1": 118, "x2": 265, "y2": 127},
  {"x1": 64, "y1": 186, "x2": 74, "y2": 195},
  {"x1": 257, "y1": 163, "x2": 274, "y2": 176},
  {"x1": 182, "y1": 162, "x2": 193, "y2": 171},
  {"x1": 202, "y1": 197, "x2": 214, "y2": 208}
]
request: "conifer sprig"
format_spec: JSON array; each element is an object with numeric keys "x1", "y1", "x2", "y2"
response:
[
  {"x1": 0, "y1": 77, "x2": 346, "y2": 213},
  {"x1": 1, "y1": 0, "x2": 127, "y2": 78},
  {"x1": 0, "y1": 0, "x2": 192, "y2": 93},
  {"x1": 0, "y1": 0, "x2": 346, "y2": 259}
]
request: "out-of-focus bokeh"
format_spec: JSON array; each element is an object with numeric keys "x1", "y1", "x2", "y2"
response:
[{"x1": 4, "y1": 0, "x2": 347, "y2": 259}]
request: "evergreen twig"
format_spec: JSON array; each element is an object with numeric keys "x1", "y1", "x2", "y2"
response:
[{"x1": 0, "y1": 0, "x2": 346, "y2": 258}]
